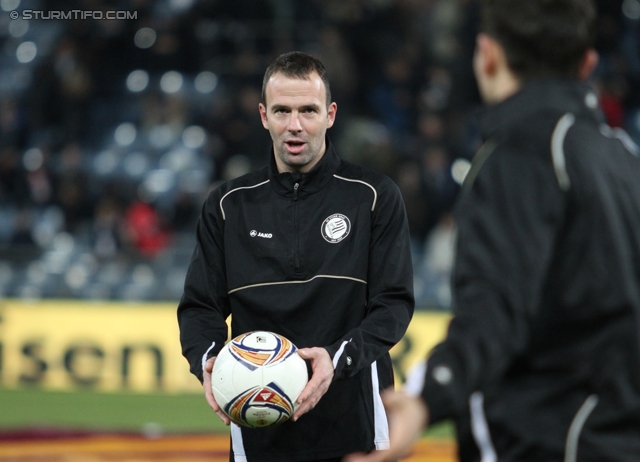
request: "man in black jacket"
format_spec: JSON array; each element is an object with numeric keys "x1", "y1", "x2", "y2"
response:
[
  {"x1": 347, "y1": 0, "x2": 640, "y2": 461},
  {"x1": 177, "y1": 52, "x2": 414, "y2": 461}
]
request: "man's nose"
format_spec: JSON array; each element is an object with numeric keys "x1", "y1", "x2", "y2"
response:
[{"x1": 287, "y1": 113, "x2": 302, "y2": 132}]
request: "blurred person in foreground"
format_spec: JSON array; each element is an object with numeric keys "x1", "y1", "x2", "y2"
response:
[
  {"x1": 346, "y1": 0, "x2": 640, "y2": 461},
  {"x1": 177, "y1": 51, "x2": 414, "y2": 461}
]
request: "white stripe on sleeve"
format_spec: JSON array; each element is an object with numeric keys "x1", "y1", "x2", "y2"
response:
[
  {"x1": 470, "y1": 391, "x2": 497, "y2": 462},
  {"x1": 201, "y1": 341, "x2": 216, "y2": 374},
  {"x1": 332, "y1": 340, "x2": 349, "y2": 369}
]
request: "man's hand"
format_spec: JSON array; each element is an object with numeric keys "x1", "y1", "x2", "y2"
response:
[
  {"x1": 203, "y1": 356, "x2": 230, "y2": 425},
  {"x1": 343, "y1": 389, "x2": 429, "y2": 462},
  {"x1": 292, "y1": 347, "x2": 334, "y2": 421}
]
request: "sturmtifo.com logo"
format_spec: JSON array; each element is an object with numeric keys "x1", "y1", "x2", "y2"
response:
[
  {"x1": 9, "y1": 10, "x2": 138, "y2": 20},
  {"x1": 321, "y1": 214, "x2": 351, "y2": 243}
]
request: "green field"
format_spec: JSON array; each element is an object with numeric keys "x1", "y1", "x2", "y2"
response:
[
  {"x1": 0, "y1": 388, "x2": 454, "y2": 438},
  {"x1": 0, "y1": 388, "x2": 228, "y2": 434}
]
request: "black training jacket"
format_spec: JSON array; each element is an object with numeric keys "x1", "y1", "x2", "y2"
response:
[
  {"x1": 178, "y1": 139, "x2": 414, "y2": 461},
  {"x1": 414, "y1": 80, "x2": 640, "y2": 461}
]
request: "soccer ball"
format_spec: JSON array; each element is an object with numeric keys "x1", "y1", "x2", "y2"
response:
[{"x1": 211, "y1": 331, "x2": 309, "y2": 428}]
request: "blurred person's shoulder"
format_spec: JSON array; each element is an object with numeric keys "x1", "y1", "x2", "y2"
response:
[{"x1": 499, "y1": 82, "x2": 599, "y2": 149}]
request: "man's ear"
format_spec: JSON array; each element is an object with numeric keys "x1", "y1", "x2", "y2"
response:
[
  {"x1": 326, "y1": 102, "x2": 337, "y2": 129},
  {"x1": 474, "y1": 33, "x2": 511, "y2": 103},
  {"x1": 259, "y1": 103, "x2": 269, "y2": 129},
  {"x1": 579, "y1": 49, "x2": 599, "y2": 81},
  {"x1": 475, "y1": 33, "x2": 502, "y2": 78}
]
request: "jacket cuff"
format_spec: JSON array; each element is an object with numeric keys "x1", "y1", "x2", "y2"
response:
[
  {"x1": 324, "y1": 339, "x2": 352, "y2": 380},
  {"x1": 419, "y1": 347, "x2": 466, "y2": 424},
  {"x1": 198, "y1": 341, "x2": 219, "y2": 383}
]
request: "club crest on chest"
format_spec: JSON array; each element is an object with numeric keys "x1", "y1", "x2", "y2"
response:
[{"x1": 321, "y1": 214, "x2": 351, "y2": 243}]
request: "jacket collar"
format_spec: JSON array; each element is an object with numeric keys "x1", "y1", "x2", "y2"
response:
[
  {"x1": 268, "y1": 136, "x2": 341, "y2": 198},
  {"x1": 478, "y1": 79, "x2": 604, "y2": 140}
]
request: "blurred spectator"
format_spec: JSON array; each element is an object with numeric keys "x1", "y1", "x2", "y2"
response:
[
  {"x1": 419, "y1": 67, "x2": 453, "y2": 113},
  {"x1": 124, "y1": 200, "x2": 171, "y2": 257},
  {"x1": 312, "y1": 26, "x2": 357, "y2": 107},
  {"x1": 92, "y1": 196, "x2": 125, "y2": 259},
  {"x1": 417, "y1": 112, "x2": 446, "y2": 147},
  {"x1": 221, "y1": 85, "x2": 271, "y2": 171},
  {"x1": 597, "y1": 76, "x2": 627, "y2": 127},
  {"x1": 370, "y1": 55, "x2": 417, "y2": 136},
  {"x1": 0, "y1": 97, "x2": 27, "y2": 148},
  {"x1": 170, "y1": 191, "x2": 199, "y2": 231},
  {"x1": 53, "y1": 39, "x2": 95, "y2": 143},
  {"x1": 11, "y1": 208, "x2": 36, "y2": 245},
  {"x1": 24, "y1": 148, "x2": 55, "y2": 206},
  {"x1": 55, "y1": 142, "x2": 93, "y2": 232},
  {"x1": 0, "y1": 148, "x2": 28, "y2": 205},
  {"x1": 394, "y1": 159, "x2": 433, "y2": 253},
  {"x1": 421, "y1": 145, "x2": 458, "y2": 215}
]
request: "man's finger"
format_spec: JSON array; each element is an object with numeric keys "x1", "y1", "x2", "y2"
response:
[
  {"x1": 290, "y1": 346, "x2": 334, "y2": 421},
  {"x1": 205, "y1": 388, "x2": 230, "y2": 425},
  {"x1": 202, "y1": 356, "x2": 230, "y2": 425},
  {"x1": 296, "y1": 372, "x2": 321, "y2": 403},
  {"x1": 293, "y1": 383, "x2": 324, "y2": 419}
]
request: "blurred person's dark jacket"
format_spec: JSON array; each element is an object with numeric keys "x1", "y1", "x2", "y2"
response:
[{"x1": 419, "y1": 80, "x2": 640, "y2": 461}]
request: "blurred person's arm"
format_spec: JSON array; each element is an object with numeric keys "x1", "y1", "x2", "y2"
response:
[{"x1": 346, "y1": 132, "x2": 568, "y2": 460}]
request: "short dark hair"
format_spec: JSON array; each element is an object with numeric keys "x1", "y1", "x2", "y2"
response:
[
  {"x1": 480, "y1": 0, "x2": 597, "y2": 79},
  {"x1": 261, "y1": 51, "x2": 332, "y2": 107}
]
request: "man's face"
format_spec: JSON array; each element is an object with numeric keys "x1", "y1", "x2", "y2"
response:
[{"x1": 259, "y1": 71, "x2": 337, "y2": 173}]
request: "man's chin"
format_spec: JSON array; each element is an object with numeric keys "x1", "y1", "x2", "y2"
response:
[
  {"x1": 284, "y1": 154, "x2": 310, "y2": 167},
  {"x1": 275, "y1": 149, "x2": 319, "y2": 173}
]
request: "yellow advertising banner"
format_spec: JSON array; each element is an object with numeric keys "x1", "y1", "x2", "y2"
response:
[
  {"x1": 0, "y1": 300, "x2": 202, "y2": 393},
  {"x1": 0, "y1": 300, "x2": 450, "y2": 393},
  {"x1": 390, "y1": 311, "x2": 451, "y2": 384}
]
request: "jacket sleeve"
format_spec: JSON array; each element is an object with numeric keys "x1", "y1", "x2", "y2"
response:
[
  {"x1": 177, "y1": 190, "x2": 231, "y2": 383},
  {"x1": 325, "y1": 177, "x2": 415, "y2": 381},
  {"x1": 419, "y1": 136, "x2": 567, "y2": 423}
]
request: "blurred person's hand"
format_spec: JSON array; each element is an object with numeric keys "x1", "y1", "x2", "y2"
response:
[{"x1": 343, "y1": 389, "x2": 429, "y2": 462}]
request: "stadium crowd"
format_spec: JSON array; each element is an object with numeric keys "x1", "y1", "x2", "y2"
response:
[{"x1": 0, "y1": 0, "x2": 638, "y2": 307}]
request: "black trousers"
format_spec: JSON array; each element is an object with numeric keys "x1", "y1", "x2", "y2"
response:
[
  {"x1": 229, "y1": 453, "x2": 391, "y2": 462},
  {"x1": 230, "y1": 455, "x2": 343, "y2": 462}
]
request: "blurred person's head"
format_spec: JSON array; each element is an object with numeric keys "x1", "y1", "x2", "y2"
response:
[
  {"x1": 422, "y1": 146, "x2": 448, "y2": 177},
  {"x1": 474, "y1": 0, "x2": 598, "y2": 104},
  {"x1": 418, "y1": 113, "x2": 444, "y2": 144},
  {"x1": 60, "y1": 142, "x2": 83, "y2": 172},
  {"x1": 259, "y1": 52, "x2": 337, "y2": 173},
  {"x1": 384, "y1": 56, "x2": 412, "y2": 84}
]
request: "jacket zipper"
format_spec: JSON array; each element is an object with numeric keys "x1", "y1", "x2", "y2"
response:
[{"x1": 293, "y1": 182, "x2": 301, "y2": 275}]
